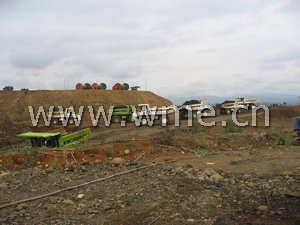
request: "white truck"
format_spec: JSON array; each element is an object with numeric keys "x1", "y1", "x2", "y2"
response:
[
  {"x1": 48, "y1": 107, "x2": 81, "y2": 125},
  {"x1": 180, "y1": 100, "x2": 211, "y2": 120},
  {"x1": 132, "y1": 104, "x2": 175, "y2": 126},
  {"x1": 220, "y1": 98, "x2": 259, "y2": 114}
]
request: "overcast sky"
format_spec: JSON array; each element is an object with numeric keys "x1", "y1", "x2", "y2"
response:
[{"x1": 0, "y1": 0, "x2": 299, "y2": 98}]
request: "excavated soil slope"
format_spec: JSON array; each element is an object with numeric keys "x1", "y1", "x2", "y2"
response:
[{"x1": 0, "y1": 90, "x2": 172, "y2": 122}]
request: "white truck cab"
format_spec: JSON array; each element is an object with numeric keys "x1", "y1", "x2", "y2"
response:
[
  {"x1": 133, "y1": 104, "x2": 174, "y2": 126},
  {"x1": 48, "y1": 107, "x2": 81, "y2": 125}
]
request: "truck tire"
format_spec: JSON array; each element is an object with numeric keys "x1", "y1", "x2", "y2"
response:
[
  {"x1": 69, "y1": 118, "x2": 75, "y2": 125},
  {"x1": 179, "y1": 111, "x2": 187, "y2": 120},
  {"x1": 112, "y1": 116, "x2": 121, "y2": 123},
  {"x1": 127, "y1": 115, "x2": 134, "y2": 122},
  {"x1": 141, "y1": 117, "x2": 148, "y2": 125},
  {"x1": 238, "y1": 108, "x2": 245, "y2": 114},
  {"x1": 184, "y1": 113, "x2": 188, "y2": 120},
  {"x1": 202, "y1": 109, "x2": 209, "y2": 117},
  {"x1": 161, "y1": 117, "x2": 168, "y2": 126},
  {"x1": 52, "y1": 119, "x2": 59, "y2": 125},
  {"x1": 249, "y1": 104, "x2": 255, "y2": 109},
  {"x1": 192, "y1": 111, "x2": 197, "y2": 119}
]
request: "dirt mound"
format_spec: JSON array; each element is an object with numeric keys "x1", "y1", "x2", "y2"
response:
[
  {"x1": 0, "y1": 90, "x2": 172, "y2": 122},
  {"x1": 0, "y1": 113, "x2": 13, "y2": 132},
  {"x1": 270, "y1": 106, "x2": 299, "y2": 120},
  {"x1": 0, "y1": 113, "x2": 15, "y2": 146}
]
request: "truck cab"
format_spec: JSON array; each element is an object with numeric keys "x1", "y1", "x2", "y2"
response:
[
  {"x1": 180, "y1": 100, "x2": 211, "y2": 120},
  {"x1": 110, "y1": 105, "x2": 134, "y2": 123},
  {"x1": 48, "y1": 107, "x2": 81, "y2": 125},
  {"x1": 133, "y1": 104, "x2": 173, "y2": 126}
]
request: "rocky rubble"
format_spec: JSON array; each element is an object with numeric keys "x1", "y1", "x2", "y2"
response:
[{"x1": 0, "y1": 160, "x2": 299, "y2": 225}]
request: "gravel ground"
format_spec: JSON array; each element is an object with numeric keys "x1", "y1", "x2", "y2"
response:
[{"x1": 0, "y1": 158, "x2": 299, "y2": 225}]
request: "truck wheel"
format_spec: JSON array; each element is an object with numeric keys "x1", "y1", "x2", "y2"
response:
[
  {"x1": 238, "y1": 108, "x2": 244, "y2": 114},
  {"x1": 127, "y1": 115, "x2": 134, "y2": 122},
  {"x1": 69, "y1": 118, "x2": 75, "y2": 125},
  {"x1": 180, "y1": 109, "x2": 189, "y2": 120},
  {"x1": 141, "y1": 117, "x2": 148, "y2": 125},
  {"x1": 238, "y1": 106, "x2": 247, "y2": 114},
  {"x1": 179, "y1": 112, "x2": 186, "y2": 120},
  {"x1": 192, "y1": 111, "x2": 197, "y2": 119},
  {"x1": 249, "y1": 104, "x2": 255, "y2": 109},
  {"x1": 184, "y1": 113, "x2": 188, "y2": 120},
  {"x1": 161, "y1": 117, "x2": 168, "y2": 126},
  {"x1": 202, "y1": 109, "x2": 209, "y2": 117},
  {"x1": 112, "y1": 116, "x2": 121, "y2": 123}
]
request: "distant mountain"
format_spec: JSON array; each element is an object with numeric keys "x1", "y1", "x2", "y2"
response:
[
  {"x1": 258, "y1": 93, "x2": 299, "y2": 106},
  {"x1": 167, "y1": 94, "x2": 299, "y2": 106}
]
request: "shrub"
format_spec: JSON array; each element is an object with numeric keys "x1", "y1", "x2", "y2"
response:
[
  {"x1": 149, "y1": 146, "x2": 161, "y2": 154},
  {"x1": 104, "y1": 146, "x2": 113, "y2": 157},
  {"x1": 198, "y1": 133, "x2": 208, "y2": 149},
  {"x1": 191, "y1": 120, "x2": 204, "y2": 134},
  {"x1": 3, "y1": 86, "x2": 13, "y2": 91},
  {"x1": 21, "y1": 88, "x2": 29, "y2": 94},
  {"x1": 279, "y1": 133, "x2": 293, "y2": 145},
  {"x1": 24, "y1": 156, "x2": 37, "y2": 168},
  {"x1": 156, "y1": 129, "x2": 177, "y2": 146},
  {"x1": 224, "y1": 120, "x2": 243, "y2": 133},
  {"x1": 266, "y1": 131, "x2": 293, "y2": 145}
]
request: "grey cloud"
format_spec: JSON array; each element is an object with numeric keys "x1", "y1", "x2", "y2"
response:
[
  {"x1": 77, "y1": 57, "x2": 142, "y2": 79},
  {"x1": 170, "y1": 74, "x2": 291, "y2": 98},
  {"x1": 263, "y1": 49, "x2": 300, "y2": 63},
  {"x1": 152, "y1": 1, "x2": 275, "y2": 26},
  {"x1": 259, "y1": 49, "x2": 300, "y2": 70},
  {"x1": 7, "y1": 29, "x2": 165, "y2": 71},
  {"x1": 10, "y1": 48, "x2": 58, "y2": 69},
  {"x1": 258, "y1": 63, "x2": 286, "y2": 70},
  {"x1": 276, "y1": 0, "x2": 300, "y2": 14},
  {"x1": 295, "y1": 60, "x2": 300, "y2": 68},
  {"x1": 196, "y1": 48, "x2": 217, "y2": 54},
  {"x1": 0, "y1": 0, "x2": 299, "y2": 97}
]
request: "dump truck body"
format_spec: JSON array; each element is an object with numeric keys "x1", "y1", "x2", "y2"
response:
[
  {"x1": 220, "y1": 98, "x2": 259, "y2": 114},
  {"x1": 180, "y1": 100, "x2": 211, "y2": 120},
  {"x1": 18, "y1": 132, "x2": 61, "y2": 148},
  {"x1": 17, "y1": 128, "x2": 92, "y2": 148},
  {"x1": 58, "y1": 128, "x2": 92, "y2": 147}
]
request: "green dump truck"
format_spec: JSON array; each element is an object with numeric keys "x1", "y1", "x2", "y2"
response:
[
  {"x1": 110, "y1": 105, "x2": 134, "y2": 123},
  {"x1": 17, "y1": 128, "x2": 92, "y2": 148}
]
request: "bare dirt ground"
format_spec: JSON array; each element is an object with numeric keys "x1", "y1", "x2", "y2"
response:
[{"x1": 0, "y1": 106, "x2": 299, "y2": 225}]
